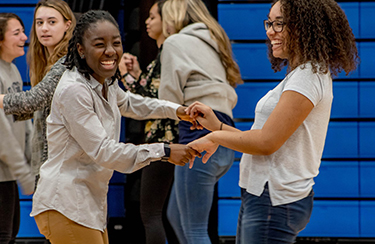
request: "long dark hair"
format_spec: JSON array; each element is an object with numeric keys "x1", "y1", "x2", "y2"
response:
[{"x1": 64, "y1": 10, "x2": 121, "y2": 82}]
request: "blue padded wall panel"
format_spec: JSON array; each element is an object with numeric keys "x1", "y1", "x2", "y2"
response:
[
  {"x1": 14, "y1": 46, "x2": 29, "y2": 83},
  {"x1": 323, "y1": 122, "x2": 358, "y2": 158},
  {"x1": 359, "y1": 42, "x2": 375, "y2": 78},
  {"x1": 359, "y1": 161, "x2": 375, "y2": 197},
  {"x1": 218, "y1": 199, "x2": 241, "y2": 236},
  {"x1": 18, "y1": 201, "x2": 43, "y2": 238},
  {"x1": 218, "y1": 161, "x2": 240, "y2": 198},
  {"x1": 360, "y1": 3, "x2": 375, "y2": 38},
  {"x1": 233, "y1": 122, "x2": 253, "y2": 159},
  {"x1": 107, "y1": 185, "x2": 125, "y2": 218},
  {"x1": 299, "y1": 201, "x2": 360, "y2": 237},
  {"x1": 336, "y1": 42, "x2": 360, "y2": 79},
  {"x1": 0, "y1": 0, "x2": 38, "y2": 3},
  {"x1": 109, "y1": 171, "x2": 126, "y2": 184},
  {"x1": 359, "y1": 82, "x2": 375, "y2": 118},
  {"x1": 232, "y1": 43, "x2": 286, "y2": 80},
  {"x1": 338, "y1": 3, "x2": 359, "y2": 38},
  {"x1": 314, "y1": 161, "x2": 359, "y2": 198},
  {"x1": 233, "y1": 82, "x2": 278, "y2": 119},
  {"x1": 0, "y1": 7, "x2": 34, "y2": 38},
  {"x1": 360, "y1": 201, "x2": 375, "y2": 237},
  {"x1": 331, "y1": 82, "x2": 358, "y2": 119},
  {"x1": 359, "y1": 122, "x2": 375, "y2": 158},
  {"x1": 218, "y1": 4, "x2": 269, "y2": 40}
]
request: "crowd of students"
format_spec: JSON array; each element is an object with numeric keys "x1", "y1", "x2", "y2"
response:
[{"x1": 0, "y1": 0, "x2": 358, "y2": 244}]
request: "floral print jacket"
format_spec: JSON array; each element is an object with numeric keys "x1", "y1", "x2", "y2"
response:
[{"x1": 122, "y1": 50, "x2": 179, "y2": 144}]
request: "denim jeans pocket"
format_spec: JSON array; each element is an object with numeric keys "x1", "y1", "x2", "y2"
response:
[{"x1": 286, "y1": 190, "x2": 314, "y2": 233}]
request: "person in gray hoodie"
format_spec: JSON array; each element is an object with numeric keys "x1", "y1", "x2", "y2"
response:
[
  {"x1": 159, "y1": 0, "x2": 243, "y2": 243},
  {"x1": 0, "y1": 13, "x2": 34, "y2": 244}
]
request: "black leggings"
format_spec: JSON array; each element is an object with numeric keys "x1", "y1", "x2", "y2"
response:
[
  {"x1": 140, "y1": 160, "x2": 176, "y2": 244},
  {"x1": 0, "y1": 181, "x2": 20, "y2": 244}
]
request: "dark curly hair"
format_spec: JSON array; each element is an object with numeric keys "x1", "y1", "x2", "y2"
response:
[
  {"x1": 64, "y1": 10, "x2": 121, "y2": 82},
  {"x1": 267, "y1": 0, "x2": 359, "y2": 77}
]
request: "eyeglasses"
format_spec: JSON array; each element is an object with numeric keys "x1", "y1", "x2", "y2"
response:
[{"x1": 264, "y1": 19, "x2": 284, "y2": 33}]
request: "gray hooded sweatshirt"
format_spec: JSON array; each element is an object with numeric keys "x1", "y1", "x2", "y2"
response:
[
  {"x1": 159, "y1": 22, "x2": 237, "y2": 118},
  {"x1": 0, "y1": 59, "x2": 34, "y2": 195}
]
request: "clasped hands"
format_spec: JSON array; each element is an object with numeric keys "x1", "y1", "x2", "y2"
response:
[{"x1": 175, "y1": 102, "x2": 221, "y2": 168}]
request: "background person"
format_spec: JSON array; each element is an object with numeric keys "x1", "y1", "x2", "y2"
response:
[
  {"x1": 0, "y1": 13, "x2": 34, "y2": 244},
  {"x1": 119, "y1": 0, "x2": 179, "y2": 243},
  {"x1": 159, "y1": 0, "x2": 243, "y2": 242},
  {"x1": 0, "y1": 0, "x2": 75, "y2": 181}
]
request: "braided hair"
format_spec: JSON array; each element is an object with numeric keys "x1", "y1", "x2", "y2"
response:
[{"x1": 64, "y1": 10, "x2": 121, "y2": 82}]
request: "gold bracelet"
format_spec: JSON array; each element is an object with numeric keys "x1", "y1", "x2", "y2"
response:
[{"x1": 220, "y1": 122, "x2": 224, "y2": 130}]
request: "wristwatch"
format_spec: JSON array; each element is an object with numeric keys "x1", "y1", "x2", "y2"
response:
[{"x1": 161, "y1": 143, "x2": 171, "y2": 162}]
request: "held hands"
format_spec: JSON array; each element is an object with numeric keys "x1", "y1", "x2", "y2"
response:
[
  {"x1": 119, "y1": 53, "x2": 142, "y2": 79},
  {"x1": 185, "y1": 101, "x2": 222, "y2": 132},
  {"x1": 168, "y1": 144, "x2": 201, "y2": 169},
  {"x1": 176, "y1": 106, "x2": 202, "y2": 130},
  {"x1": 175, "y1": 102, "x2": 223, "y2": 166},
  {"x1": 187, "y1": 134, "x2": 219, "y2": 164}
]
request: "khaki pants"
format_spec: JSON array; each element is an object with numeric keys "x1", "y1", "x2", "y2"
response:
[{"x1": 34, "y1": 210, "x2": 109, "y2": 244}]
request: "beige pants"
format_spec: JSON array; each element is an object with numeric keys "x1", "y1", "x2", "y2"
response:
[{"x1": 34, "y1": 210, "x2": 109, "y2": 244}]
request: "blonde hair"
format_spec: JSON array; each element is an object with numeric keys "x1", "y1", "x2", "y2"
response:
[
  {"x1": 162, "y1": 0, "x2": 242, "y2": 87},
  {"x1": 27, "y1": 0, "x2": 75, "y2": 86}
]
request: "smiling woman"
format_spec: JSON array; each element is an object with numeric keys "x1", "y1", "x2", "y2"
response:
[
  {"x1": 186, "y1": 0, "x2": 359, "y2": 243},
  {"x1": 0, "y1": 13, "x2": 34, "y2": 244},
  {"x1": 76, "y1": 20, "x2": 122, "y2": 85},
  {"x1": 29, "y1": 10, "x2": 200, "y2": 244},
  {"x1": 0, "y1": 0, "x2": 76, "y2": 185}
]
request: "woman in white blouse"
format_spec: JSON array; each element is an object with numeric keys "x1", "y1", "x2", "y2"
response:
[{"x1": 30, "y1": 10, "x2": 199, "y2": 244}]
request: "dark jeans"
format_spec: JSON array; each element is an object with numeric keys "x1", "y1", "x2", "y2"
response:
[
  {"x1": 0, "y1": 181, "x2": 20, "y2": 244},
  {"x1": 236, "y1": 185, "x2": 314, "y2": 244},
  {"x1": 140, "y1": 160, "x2": 176, "y2": 244}
]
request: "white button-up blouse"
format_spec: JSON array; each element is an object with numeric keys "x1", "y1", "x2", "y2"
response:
[{"x1": 31, "y1": 67, "x2": 180, "y2": 231}]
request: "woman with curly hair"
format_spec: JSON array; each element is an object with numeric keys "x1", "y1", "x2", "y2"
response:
[
  {"x1": 185, "y1": 0, "x2": 359, "y2": 243},
  {"x1": 0, "y1": 0, "x2": 75, "y2": 182}
]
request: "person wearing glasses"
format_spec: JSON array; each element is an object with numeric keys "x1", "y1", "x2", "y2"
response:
[{"x1": 185, "y1": 0, "x2": 359, "y2": 243}]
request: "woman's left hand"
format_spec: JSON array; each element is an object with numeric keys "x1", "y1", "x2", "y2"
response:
[{"x1": 187, "y1": 133, "x2": 219, "y2": 164}]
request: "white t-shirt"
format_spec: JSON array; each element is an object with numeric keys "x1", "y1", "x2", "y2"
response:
[{"x1": 239, "y1": 63, "x2": 333, "y2": 206}]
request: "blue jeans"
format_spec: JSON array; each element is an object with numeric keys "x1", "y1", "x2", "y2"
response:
[
  {"x1": 167, "y1": 145, "x2": 234, "y2": 244},
  {"x1": 236, "y1": 185, "x2": 314, "y2": 244}
]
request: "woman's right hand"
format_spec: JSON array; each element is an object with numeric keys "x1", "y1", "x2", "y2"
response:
[
  {"x1": 119, "y1": 53, "x2": 142, "y2": 79},
  {"x1": 168, "y1": 144, "x2": 201, "y2": 169},
  {"x1": 185, "y1": 101, "x2": 222, "y2": 132}
]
